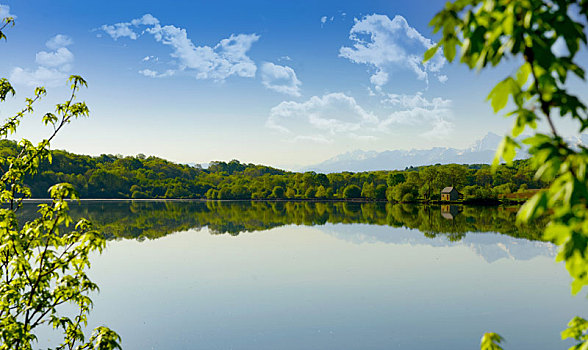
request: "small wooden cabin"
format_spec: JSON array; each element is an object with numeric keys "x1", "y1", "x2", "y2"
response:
[{"x1": 441, "y1": 187, "x2": 461, "y2": 201}]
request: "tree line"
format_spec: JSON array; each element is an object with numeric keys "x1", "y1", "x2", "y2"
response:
[{"x1": 0, "y1": 140, "x2": 546, "y2": 202}]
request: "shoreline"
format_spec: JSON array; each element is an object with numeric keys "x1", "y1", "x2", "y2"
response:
[{"x1": 20, "y1": 198, "x2": 522, "y2": 206}]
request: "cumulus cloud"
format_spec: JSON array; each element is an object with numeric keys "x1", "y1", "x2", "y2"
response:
[
  {"x1": 0, "y1": 4, "x2": 14, "y2": 19},
  {"x1": 99, "y1": 14, "x2": 159, "y2": 40},
  {"x1": 369, "y1": 69, "x2": 389, "y2": 86},
  {"x1": 422, "y1": 117, "x2": 453, "y2": 139},
  {"x1": 266, "y1": 91, "x2": 454, "y2": 142},
  {"x1": 260, "y1": 62, "x2": 302, "y2": 96},
  {"x1": 101, "y1": 23, "x2": 138, "y2": 40},
  {"x1": 100, "y1": 14, "x2": 260, "y2": 82},
  {"x1": 35, "y1": 48, "x2": 73, "y2": 70},
  {"x1": 10, "y1": 34, "x2": 74, "y2": 87},
  {"x1": 266, "y1": 93, "x2": 378, "y2": 142},
  {"x1": 339, "y1": 14, "x2": 446, "y2": 87},
  {"x1": 131, "y1": 14, "x2": 159, "y2": 26},
  {"x1": 139, "y1": 69, "x2": 175, "y2": 78},
  {"x1": 46, "y1": 34, "x2": 73, "y2": 50},
  {"x1": 380, "y1": 92, "x2": 453, "y2": 139},
  {"x1": 10, "y1": 67, "x2": 68, "y2": 88},
  {"x1": 383, "y1": 92, "x2": 451, "y2": 109}
]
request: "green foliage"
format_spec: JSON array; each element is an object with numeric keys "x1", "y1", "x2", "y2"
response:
[
  {"x1": 272, "y1": 186, "x2": 285, "y2": 199},
  {"x1": 0, "y1": 19, "x2": 118, "y2": 349},
  {"x1": 389, "y1": 182, "x2": 419, "y2": 202},
  {"x1": 387, "y1": 172, "x2": 406, "y2": 187},
  {"x1": 562, "y1": 317, "x2": 588, "y2": 349},
  {"x1": 343, "y1": 185, "x2": 361, "y2": 199},
  {"x1": 428, "y1": 0, "x2": 588, "y2": 348},
  {"x1": 304, "y1": 187, "x2": 316, "y2": 199},
  {"x1": 0, "y1": 16, "x2": 14, "y2": 42},
  {"x1": 10, "y1": 147, "x2": 544, "y2": 203},
  {"x1": 402, "y1": 193, "x2": 415, "y2": 202},
  {"x1": 375, "y1": 184, "x2": 387, "y2": 200},
  {"x1": 360, "y1": 182, "x2": 375, "y2": 199},
  {"x1": 480, "y1": 333, "x2": 504, "y2": 350},
  {"x1": 315, "y1": 185, "x2": 327, "y2": 199}
]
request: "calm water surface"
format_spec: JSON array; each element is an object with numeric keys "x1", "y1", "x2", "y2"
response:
[{"x1": 30, "y1": 201, "x2": 584, "y2": 349}]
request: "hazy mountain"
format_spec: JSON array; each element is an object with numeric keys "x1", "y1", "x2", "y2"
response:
[{"x1": 304, "y1": 132, "x2": 525, "y2": 173}]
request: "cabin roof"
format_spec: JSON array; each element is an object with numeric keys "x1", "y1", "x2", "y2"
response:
[{"x1": 441, "y1": 186, "x2": 455, "y2": 193}]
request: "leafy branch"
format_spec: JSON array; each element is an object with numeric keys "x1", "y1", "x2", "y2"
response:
[
  {"x1": 0, "y1": 16, "x2": 120, "y2": 350},
  {"x1": 426, "y1": 0, "x2": 588, "y2": 348}
]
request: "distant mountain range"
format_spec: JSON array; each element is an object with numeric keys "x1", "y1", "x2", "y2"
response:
[{"x1": 304, "y1": 132, "x2": 588, "y2": 173}]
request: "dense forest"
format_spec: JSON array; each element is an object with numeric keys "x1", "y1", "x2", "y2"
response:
[{"x1": 1, "y1": 140, "x2": 546, "y2": 201}]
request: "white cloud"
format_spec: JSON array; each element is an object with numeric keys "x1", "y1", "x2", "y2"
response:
[
  {"x1": 380, "y1": 92, "x2": 453, "y2": 139},
  {"x1": 339, "y1": 14, "x2": 447, "y2": 87},
  {"x1": 131, "y1": 14, "x2": 159, "y2": 26},
  {"x1": 142, "y1": 55, "x2": 158, "y2": 62},
  {"x1": 383, "y1": 92, "x2": 451, "y2": 109},
  {"x1": 139, "y1": 69, "x2": 175, "y2": 78},
  {"x1": 320, "y1": 15, "x2": 335, "y2": 27},
  {"x1": 100, "y1": 22, "x2": 138, "y2": 40},
  {"x1": 36, "y1": 47, "x2": 73, "y2": 70},
  {"x1": 267, "y1": 91, "x2": 454, "y2": 142},
  {"x1": 438, "y1": 75, "x2": 448, "y2": 83},
  {"x1": 101, "y1": 15, "x2": 260, "y2": 81},
  {"x1": 46, "y1": 34, "x2": 73, "y2": 50},
  {"x1": 100, "y1": 14, "x2": 160, "y2": 40},
  {"x1": 369, "y1": 69, "x2": 388, "y2": 86},
  {"x1": 0, "y1": 4, "x2": 14, "y2": 19},
  {"x1": 10, "y1": 34, "x2": 75, "y2": 87},
  {"x1": 266, "y1": 93, "x2": 378, "y2": 142},
  {"x1": 260, "y1": 62, "x2": 302, "y2": 96},
  {"x1": 10, "y1": 66, "x2": 68, "y2": 87},
  {"x1": 422, "y1": 117, "x2": 453, "y2": 139}
]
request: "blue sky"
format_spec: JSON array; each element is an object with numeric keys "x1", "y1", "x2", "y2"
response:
[{"x1": 0, "y1": 0, "x2": 585, "y2": 169}]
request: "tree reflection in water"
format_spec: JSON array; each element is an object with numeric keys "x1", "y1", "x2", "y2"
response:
[{"x1": 19, "y1": 200, "x2": 547, "y2": 242}]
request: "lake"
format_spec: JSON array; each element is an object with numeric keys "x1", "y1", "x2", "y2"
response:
[{"x1": 29, "y1": 201, "x2": 584, "y2": 349}]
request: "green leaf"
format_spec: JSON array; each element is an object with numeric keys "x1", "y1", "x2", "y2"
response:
[
  {"x1": 516, "y1": 63, "x2": 532, "y2": 86},
  {"x1": 481, "y1": 332, "x2": 504, "y2": 350},
  {"x1": 487, "y1": 79, "x2": 510, "y2": 113},
  {"x1": 517, "y1": 191, "x2": 548, "y2": 223},
  {"x1": 445, "y1": 39, "x2": 457, "y2": 62},
  {"x1": 424, "y1": 45, "x2": 439, "y2": 62},
  {"x1": 493, "y1": 136, "x2": 519, "y2": 168},
  {"x1": 544, "y1": 223, "x2": 571, "y2": 244}
]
